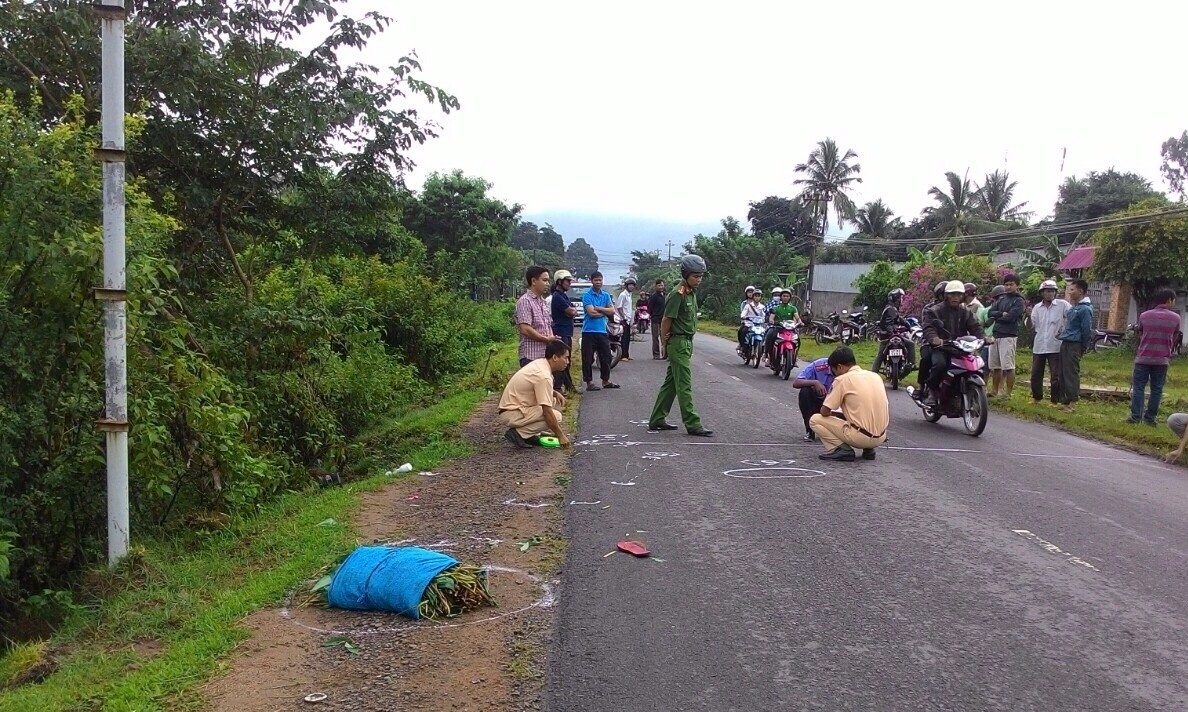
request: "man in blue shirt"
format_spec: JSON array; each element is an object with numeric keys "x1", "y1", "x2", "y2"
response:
[
  {"x1": 1056, "y1": 278, "x2": 1094, "y2": 412},
  {"x1": 551, "y1": 269, "x2": 578, "y2": 393},
  {"x1": 791, "y1": 356, "x2": 835, "y2": 441},
  {"x1": 580, "y1": 271, "x2": 619, "y2": 391}
]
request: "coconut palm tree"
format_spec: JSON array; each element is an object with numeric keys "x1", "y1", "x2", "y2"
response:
[
  {"x1": 853, "y1": 199, "x2": 897, "y2": 238},
  {"x1": 976, "y1": 170, "x2": 1031, "y2": 223},
  {"x1": 926, "y1": 170, "x2": 997, "y2": 238},
  {"x1": 793, "y1": 138, "x2": 862, "y2": 234}
]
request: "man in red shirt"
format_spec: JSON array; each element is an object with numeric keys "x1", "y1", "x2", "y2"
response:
[{"x1": 1128, "y1": 287, "x2": 1182, "y2": 425}]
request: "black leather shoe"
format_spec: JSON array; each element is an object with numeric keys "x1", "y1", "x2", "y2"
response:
[
  {"x1": 862, "y1": 448, "x2": 876, "y2": 460},
  {"x1": 818, "y1": 446, "x2": 856, "y2": 462},
  {"x1": 504, "y1": 428, "x2": 532, "y2": 449},
  {"x1": 648, "y1": 421, "x2": 678, "y2": 431},
  {"x1": 802, "y1": 432, "x2": 816, "y2": 442},
  {"x1": 687, "y1": 427, "x2": 714, "y2": 437}
]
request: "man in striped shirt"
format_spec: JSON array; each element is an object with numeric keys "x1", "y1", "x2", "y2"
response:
[
  {"x1": 1128, "y1": 287, "x2": 1182, "y2": 425},
  {"x1": 516, "y1": 265, "x2": 559, "y2": 367}
]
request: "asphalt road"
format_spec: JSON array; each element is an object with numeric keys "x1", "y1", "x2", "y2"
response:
[{"x1": 544, "y1": 332, "x2": 1188, "y2": 712}]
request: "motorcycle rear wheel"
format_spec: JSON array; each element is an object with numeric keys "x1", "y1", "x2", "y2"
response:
[{"x1": 962, "y1": 383, "x2": 989, "y2": 436}]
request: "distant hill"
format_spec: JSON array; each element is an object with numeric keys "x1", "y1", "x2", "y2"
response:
[{"x1": 523, "y1": 211, "x2": 722, "y2": 282}]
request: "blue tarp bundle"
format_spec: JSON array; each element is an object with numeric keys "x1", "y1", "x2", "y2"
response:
[{"x1": 326, "y1": 545, "x2": 458, "y2": 619}]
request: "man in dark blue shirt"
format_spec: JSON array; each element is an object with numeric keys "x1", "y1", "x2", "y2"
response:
[
  {"x1": 791, "y1": 356, "x2": 835, "y2": 441},
  {"x1": 551, "y1": 269, "x2": 578, "y2": 393}
]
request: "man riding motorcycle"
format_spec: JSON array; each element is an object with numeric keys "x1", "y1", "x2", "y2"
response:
[
  {"x1": 916, "y1": 280, "x2": 984, "y2": 406},
  {"x1": 763, "y1": 288, "x2": 801, "y2": 366},
  {"x1": 737, "y1": 286, "x2": 765, "y2": 351},
  {"x1": 871, "y1": 288, "x2": 915, "y2": 375}
]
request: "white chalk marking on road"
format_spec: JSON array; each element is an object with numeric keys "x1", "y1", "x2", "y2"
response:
[
  {"x1": 741, "y1": 459, "x2": 798, "y2": 466},
  {"x1": 731, "y1": 375, "x2": 742, "y2": 381},
  {"x1": 610, "y1": 481, "x2": 637, "y2": 486},
  {"x1": 723, "y1": 466, "x2": 827, "y2": 480},
  {"x1": 1012, "y1": 529, "x2": 1099, "y2": 571},
  {"x1": 569, "y1": 500, "x2": 602, "y2": 505},
  {"x1": 502, "y1": 498, "x2": 551, "y2": 508}
]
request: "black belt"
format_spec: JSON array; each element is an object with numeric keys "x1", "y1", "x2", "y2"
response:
[{"x1": 850, "y1": 422, "x2": 886, "y2": 440}]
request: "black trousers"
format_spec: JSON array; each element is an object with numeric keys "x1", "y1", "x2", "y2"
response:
[
  {"x1": 555, "y1": 336, "x2": 575, "y2": 392},
  {"x1": 798, "y1": 386, "x2": 825, "y2": 434},
  {"x1": 925, "y1": 349, "x2": 950, "y2": 391},
  {"x1": 620, "y1": 326, "x2": 631, "y2": 359},
  {"x1": 917, "y1": 344, "x2": 932, "y2": 386},
  {"x1": 581, "y1": 332, "x2": 612, "y2": 384},
  {"x1": 652, "y1": 325, "x2": 663, "y2": 358},
  {"x1": 1030, "y1": 351, "x2": 1062, "y2": 403}
]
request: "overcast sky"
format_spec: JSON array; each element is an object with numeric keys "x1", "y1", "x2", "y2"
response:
[{"x1": 343, "y1": 0, "x2": 1186, "y2": 242}]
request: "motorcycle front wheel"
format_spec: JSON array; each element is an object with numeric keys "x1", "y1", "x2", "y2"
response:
[
  {"x1": 781, "y1": 353, "x2": 793, "y2": 380},
  {"x1": 889, "y1": 361, "x2": 900, "y2": 390},
  {"x1": 608, "y1": 342, "x2": 623, "y2": 370},
  {"x1": 962, "y1": 382, "x2": 988, "y2": 436},
  {"x1": 751, "y1": 344, "x2": 761, "y2": 368}
]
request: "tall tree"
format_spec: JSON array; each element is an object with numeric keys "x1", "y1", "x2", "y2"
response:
[
  {"x1": 402, "y1": 171, "x2": 521, "y2": 256},
  {"x1": 976, "y1": 170, "x2": 1031, "y2": 223},
  {"x1": 926, "y1": 171, "x2": 996, "y2": 238},
  {"x1": 538, "y1": 224, "x2": 565, "y2": 255},
  {"x1": 1091, "y1": 197, "x2": 1188, "y2": 306},
  {"x1": 684, "y1": 224, "x2": 807, "y2": 320},
  {"x1": 793, "y1": 138, "x2": 862, "y2": 233},
  {"x1": 853, "y1": 199, "x2": 898, "y2": 238},
  {"x1": 1160, "y1": 131, "x2": 1188, "y2": 200},
  {"x1": 510, "y1": 221, "x2": 541, "y2": 251},
  {"x1": 1054, "y1": 170, "x2": 1162, "y2": 226},
  {"x1": 1, "y1": 1, "x2": 459, "y2": 302},
  {"x1": 565, "y1": 238, "x2": 600, "y2": 278}
]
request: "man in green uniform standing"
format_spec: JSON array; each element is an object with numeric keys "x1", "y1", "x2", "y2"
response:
[{"x1": 648, "y1": 254, "x2": 713, "y2": 437}]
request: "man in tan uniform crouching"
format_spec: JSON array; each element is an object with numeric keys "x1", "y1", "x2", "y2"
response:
[
  {"x1": 498, "y1": 339, "x2": 573, "y2": 449},
  {"x1": 809, "y1": 346, "x2": 889, "y2": 462}
]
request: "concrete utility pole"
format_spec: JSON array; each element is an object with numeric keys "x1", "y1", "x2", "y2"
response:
[
  {"x1": 95, "y1": 0, "x2": 129, "y2": 565},
  {"x1": 665, "y1": 240, "x2": 675, "y2": 263},
  {"x1": 800, "y1": 188, "x2": 832, "y2": 316}
]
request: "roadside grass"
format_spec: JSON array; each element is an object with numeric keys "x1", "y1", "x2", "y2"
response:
[
  {"x1": 0, "y1": 342, "x2": 520, "y2": 712},
  {"x1": 996, "y1": 347, "x2": 1187, "y2": 460}
]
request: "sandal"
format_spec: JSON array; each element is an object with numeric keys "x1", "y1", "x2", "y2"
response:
[{"x1": 602, "y1": 382, "x2": 621, "y2": 389}]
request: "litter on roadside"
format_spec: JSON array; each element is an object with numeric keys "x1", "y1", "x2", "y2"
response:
[{"x1": 616, "y1": 541, "x2": 650, "y2": 557}]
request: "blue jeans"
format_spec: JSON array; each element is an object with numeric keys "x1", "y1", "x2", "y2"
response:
[{"x1": 1130, "y1": 363, "x2": 1169, "y2": 423}]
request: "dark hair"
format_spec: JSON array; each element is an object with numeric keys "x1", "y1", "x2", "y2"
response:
[
  {"x1": 1155, "y1": 286, "x2": 1178, "y2": 305},
  {"x1": 827, "y1": 345, "x2": 856, "y2": 368},
  {"x1": 1002, "y1": 273, "x2": 1019, "y2": 285},
  {"x1": 525, "y1": 265, "x2": 548, "y2": 285},
  {"x1": 590, "y1": 271, "x2": 603, "y2": 280},
  {"x1": 1070, "y1": 278, "x2": 1088, "y2": 292},
  {"x1": 545, "y1": 340, "x2": 570, "y2": 359},
  {"x1": 654, "y1": 278, "x2": 664, "y2": 286}
]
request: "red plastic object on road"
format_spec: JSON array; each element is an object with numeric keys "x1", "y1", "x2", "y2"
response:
[{"x1": 616, "y1": 541, "x2": 650, "y2": 557}]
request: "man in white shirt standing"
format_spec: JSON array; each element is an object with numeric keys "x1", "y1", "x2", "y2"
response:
[
  {"x1": 1028, "y1": 278, "x2": 1070, "y2": 405},
  {"x1": 615, "y1": 278, "x2": 637, "y2": 361}
]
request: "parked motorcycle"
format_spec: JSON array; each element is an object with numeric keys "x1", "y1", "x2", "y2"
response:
[
  {"x1": 906, "y1": 329, "x2": 988, "y2": 436},
  {"x1": 877, "y1": 326, "x2": 911, "y2": 390},
  {"x1": 768, "y1": 320, "x2": 801, "y2": 380},
  {"x1": 737, "y1": 319, "x2": 766, "y2": 368},
  {"x1": 635, "y1": 304, "x2": 650, "y2": 334},
  {"x1": 591, "y1": 317, "x2": 624, "y2": 370},
  {"x1": 904, "y1": 316, "x2": 923, "y2": 345},
  {"x1": 812, "y1": 310, "x2": 858, "y2": 345}
]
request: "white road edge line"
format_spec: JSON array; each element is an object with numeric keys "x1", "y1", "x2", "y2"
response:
[{"x1": 1012, "y1": 529, "x2": 1099, "y2": 570}]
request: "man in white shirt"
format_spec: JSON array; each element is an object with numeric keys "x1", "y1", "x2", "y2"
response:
[
  {"x1": 1028, "y1": 279, "x2": 1070, "y2": 404},
  {"x1": 615, "y1": 278, "x2": 637, "y2": 361}
]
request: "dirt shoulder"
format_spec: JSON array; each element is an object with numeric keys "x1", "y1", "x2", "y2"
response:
[{"x1": 198, "y1": 397, "x2": 570, "y2": 711}]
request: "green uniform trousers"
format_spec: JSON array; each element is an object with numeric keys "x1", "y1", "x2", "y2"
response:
[{"x1": 649, "y1": 335, "x2": 701, "y2": 430}]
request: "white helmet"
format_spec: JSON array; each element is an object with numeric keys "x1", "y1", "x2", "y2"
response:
[
  {"x1": 553, "y1": 269, "x2": 573, "y2": 281},
  {"x1": 944, "y1": 280, "x2": 966, "y2": 294},
  {"x1": 770, "y1": 287, "x2": 782, "y2": 295},
  {"x1": 745, "y1": 285, "x2": 756, "y2": 294},
  {"x1": 1040, "y1": 279, "x2": 1059, "y2": 290}
]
